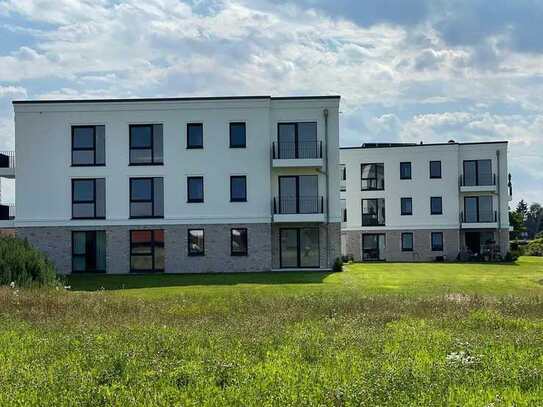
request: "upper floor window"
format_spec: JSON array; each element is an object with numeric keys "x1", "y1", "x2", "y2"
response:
[
  {"x1": 72, "y1": 126, "x2": 105, "y2": 166},
  {"x1": 430, "y1": 196, "x2": 443, "y2": 215},
  {"x1": 341, "y1": 199, "x2": 347, "y2": 222},
  {"x1": 464, "y1": 196, "x2": 494, "y2": 223},
  {"x1": 277, "y1": 122, "x2": 319, "y2": 159},
  {"x1": 129, "y1": 124, "x2": 163, "y2": 165},
  {"x1": 400, "y1": 162, "x2": 412, "y2": 180},
  {"x1": 231, "y1": 228, "x2": 248, "y2": 256},
  {"x1": 188, "y1": 229, "x2": 205, "y2": 256},
  {"x1": 402, "y1": 232, "x2": 413, "y2": 252},
  {"x1": 362, "y1": 198, "x2": 385, "y2": 226},
  {"x1": 401, "y1": 197, "x2": 413, "y2": 216},
  {"x1": 229, "y1": 122, "x2": 246, "y2": 148},
  {"x1": 463, "y1": 160, "x2": 493, "y2": 186},
  {"x1": 429, "y1": 161, "x2": 441, "y2": 179},
  {"x1": 431, "y1": 232, "x2": 444, "y2": 251},
  {"x1": 230, "y1": 176, "x2": 247, "y2": 202},
  {"x1": 187, "y1": 123, "x2": 203, "y2": 149},
  {"x1": 72, "y1": 178, "x2": 105, "y2": 219},
  {"x1": 130, "y1": 177, "x2": 164, "y2": 218},
  {"x1": 361, "y1": 163, "x2": 384, "y2": 190},
  {"x1": 187, "y1": 176, "x2": 204, "y2": 203}
]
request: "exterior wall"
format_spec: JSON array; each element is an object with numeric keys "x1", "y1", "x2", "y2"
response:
[{"x1": 17, "y1": 223, "x2": 272, "y2": 274}]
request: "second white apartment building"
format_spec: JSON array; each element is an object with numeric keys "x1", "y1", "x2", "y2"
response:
[{"x1": 340, "y1": 141, "x2": 512, "y2": 261}]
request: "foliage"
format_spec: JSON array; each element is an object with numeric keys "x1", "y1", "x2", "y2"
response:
[
  {"x1": 509, "y1": 210, "x2": 526, "y2": 239},
  {"x1": 0, "y1": 236, "x2": 58, "y2": 287},
  {"x1": 333, "y1": 257, "x2": 343, "y2": 272},
  {"x1": 524, "y1": 239, "x2": 543, "y2": 256},
  {"x1": 535, "y1": 231, "x2": 543, "y2": 239},
  {"x1": 516, "y1": 199, "x2": 528, "y2": 220},
  {"x1": 526, "y1": 203, "x2": 543, "y2": 238}
]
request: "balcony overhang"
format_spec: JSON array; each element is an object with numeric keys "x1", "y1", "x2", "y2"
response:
[
  {"x1": 273, "y1": 213, "x2": 326, "y2": 223},
  {"x1": 461, "y1": 222, "x2": 498, "y2": 229},
  {"x1": 460, "y1": 185, "x2": 496, "y2": 193},
  {"x1": 272, "y1": 158, "x2": 323, "y2": 168},
  {"x1": 0, "y1": 219, "x2": 15, "y2": 228}
]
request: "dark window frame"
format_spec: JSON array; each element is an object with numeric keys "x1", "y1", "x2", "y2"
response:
[
  {"x1": 362, "y1": 198, "x2": 386, "y2": 226},
  {"x1": 401, "y1": 197, "x2": 413, "y2": 216},
  {"x1": 229, "y1": 122, "x2": 246, "y2": 148},
  {"x1": 187, "y1": 123, "x2": 204, "y2": 149},
  {"x1": 401, "y1": 232, "x2": 414, "y2": 252},
  {"x1": 463, "y1": 159, "x2": 493, "y2": 186},
  {"x1": 431, "y1": 232, "x2": 444, "y2": 251},
  {"x1": 279, "y1": 227, "x2": 320, "y2": 269},
  {"x1": 400, "y1": 162, "x2": 412, "y2": 180},
  {"x1": 71, "y1": 125, "x2": 105, "y2": 167},
  {"x1": 129, "y1": 229, "x2": 164, "y2": 273},
  {"x1": 429, "y1": 160, "x2": 442, "y2": 179},
  {"x1": 188, "y1": 229, "x2": 205, "y2": 256},
  {"x1": 71, "y1": 230, "x2": 106, "y2": 273},
  {"x1": 72, "y1": 178, "x2": 105, "y2": 220},
  {"x1": 463, "y1": 196, "x2": 494, "y2": 223},
  {"x1": 187, "y1": 176, "x2": 204, "y2": 203},
  {"x1": 361, "y1": 163, "x2": 385, "y2": 191},
  {"x1": 277, "y1": 122, "x2": 319, "y2": 159},
  {"x1": 129, "y1": 124, "x2": 163, "y2": 166},
  {"x1": 430, "y1": 196, "x2": 443, "y2": 215},
  {"x1": 230, "y1": 175, "x2": 247, "y2": 202},
  {"x1": 129, "y1": 177, "x2": 163, "y2": 219},
  {"x1": 231, "y1": 228, "x2": 248, "y2": 256}
]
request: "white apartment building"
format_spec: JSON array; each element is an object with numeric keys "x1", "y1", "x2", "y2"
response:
[
  {"x1": 4, "y1": 96, "x2": 341, "y2": 274},
  {"x1": 340, "y1": 141, "x2": 512, "y2": 262}
]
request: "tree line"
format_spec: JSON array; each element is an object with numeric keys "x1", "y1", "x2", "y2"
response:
[{"x1": 509, "y1": 200, "x2": 543, "y2": 240}]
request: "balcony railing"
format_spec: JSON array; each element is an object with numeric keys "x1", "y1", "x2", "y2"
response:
[
  {"x1": 460, "y1": 210, "x2": 497, "y2": 223},
  {"x1": 273, "y1": 196, "x2": 324, "y2": 214},
  {"x1": 272, "y1": 141, "x2": 322, "y2": 159},
  {"x1": 0, "y1": 151, "x2": 15, "y2": 169},
  {"x1": 0, "y1": 204, "x2": 15, "y2": 220},
  {"x1": 459, "y1": 173, "x2": 496, "y2": 187}
]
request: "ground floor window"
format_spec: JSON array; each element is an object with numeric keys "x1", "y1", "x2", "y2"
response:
[
  {"x1": 130, "y1": 230, "x2": 164, "y2": 272},
  {"x1": 188, "y1": 229, "x2": 205, "y2": 256},
  {"x1": 401, "y1": 232, "x2": 413, "y2": 252},
  {"x1": 72, "y1": 231, "x2": 106, "y2": 272},
  {"x1": 231, "y1": 228, "x2": 248, "y2": 256},
  {"x1": 362, "y1": 233, "x2": 386, "y2": 261},
  {"x1": 431, "y1": 232, "x2": 444, "y2": 251},
  {"x1": 280, "y1": 228, "x2": 319, "y2": 268}
]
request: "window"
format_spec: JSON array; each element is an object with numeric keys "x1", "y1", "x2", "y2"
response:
[
  {"x1": 231, "y1": 228, "x2": 248, "y2": 256},
  {"x1": 130, "y1": 230, "x2": 164, "y2": 272},
  {"x1": 188, "y1": 229, "x2": 204, "y2": 256},
  {"x1": 429, "y1": 161, "x2": 441, "y2": 179},
  {"x1": 341, "y1": 199, "x2": 347, "y2": 222},
  {"x1": 129, "y1": 124, "x2": 163, "y2": 165},
  {"x1": 430, "y1": 197, "x2": 443, "y2": 215},
  {"x1": 431, "y1": 232, "x2": 444, "y2": 251},
  {"x1": 464, "y1": 196, "x2": 494, "y2": 222},
  {"x1": 277, "y1": 122, "x2": 319, "y2": 159},
  {"x1": 230, "y1": 176, "x2": 247, "y2": 202},
  {"x1": 72, "y1": 231, "x2": 106, "y2": 272},
  {"x1": 401, "y1": 232, "x2": 413, "y2": 252},
  {"x1": 400, "y1": 162, "x2": 411, "y2": 180},
  {"x1": 229, "y1": 122, "x2": 246, "y2": 148},
  {"x1": 463, "y1": 160, "x2": 493, "y2": 186},
  {"x1": 401, "y1": 197, "x2": 413, "y2": 215},
  {"x1": 72, "y1": 178, "x2": 105, "y2": 219},
  {"x1": 187, "y1": 176, "x2": 204, "y2": 203},
  {"x1": 278, "y1": 175, "x2": 319, "y2": 214},
  {"x1": 187, "y1": 123, "x2": 203, "y2": 149},
  {"x1": 72, "y1": 126, "x2": 105, "y2": 166},
  {"x1": 340, "y1": 164, "x2": 346, "y2": 192},
  {"x1": 361, "y1": 163, "x2": 384, "y2": 190},
  {"x1": 362, "y1": 199, "x2": 385, "y2": 226},
  {"x1": 130, "y1": 177, "x2": 164, "y2": 218}
]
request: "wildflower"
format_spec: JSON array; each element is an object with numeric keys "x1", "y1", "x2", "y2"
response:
[
  {"x1": 64, "y1": 285, "x2": 71, "y2": 290},
  {"x1": 9, "y1": 281, "x2": 15, "y2": 289},
  {"x1": 446, "y1": 351, "x2": 479, "y2": 367}
]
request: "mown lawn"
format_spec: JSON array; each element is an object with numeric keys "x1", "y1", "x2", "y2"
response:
[{"x1": 1, "y1": 257, "x2": 542, "y2": 406}]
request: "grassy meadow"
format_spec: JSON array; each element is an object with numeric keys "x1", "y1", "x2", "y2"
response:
[{"x1": 1, "y1": 257, "x2": 543, "y2": 406}]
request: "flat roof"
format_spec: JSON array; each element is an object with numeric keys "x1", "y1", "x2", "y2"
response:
[
  {"x1": 341, "y1": 141, "x2": 508, "y2": 150},
  {"x1": 12, "y1": 95, "x2": 341, "y2": 105}
]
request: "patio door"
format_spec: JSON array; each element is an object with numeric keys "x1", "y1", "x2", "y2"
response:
[
  {"x1": 280, "y1": 228, "x2": 320, "y2": 268},
  {"x1": 362, "y1": 233, "x2": 386, "y2": 261}
]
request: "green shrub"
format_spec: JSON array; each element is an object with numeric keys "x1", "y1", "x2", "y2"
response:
[
  {"x1": 333, "y1": 257, "x2": 343, "y2": 272},
  {"x1": 0, "y1": 237, "x2": 58, "y2": 287},
  {"x1": 524, "y1": 239, "x2": 543, "y2": 257}
]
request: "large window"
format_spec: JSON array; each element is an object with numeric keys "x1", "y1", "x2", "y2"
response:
[
  {"x1": 72, "y1": 178, "x2": 105, "y2": 219},
  {"x1": 187, "y1": 176, "x2": 204, "y2": 203},
  {"x1": 277, "y1": 122, "x2": 318, "y2": 159},
  {"x1": 429, "y1": 161, "x2": 442, "y2": 179},
  {"x1": 401, "y1": 197, "x2": 412, "y2": 216},
  {"x1": 229, "y1": 122, "x2": 246, "y2": 148},
  {"x1": 430, "y1": 197, "x2": 443, "y2": 215},
  {"x1": 130, "y1": 230, "x2": 164, "y2": 272},
  {"x1": 130, "y1": 177, "x2": 164, "y2": 218},
  {"x1": 129, "y1": 124, "x2": 163, "y2": 165},
  {"x1": 464, "y1": 196, "x2": 494, "y2": 222},
  {"x1": 463, "y1": 160, "x2": 493, "y2": 186},
  {"x1": 278, "y1": 175, "x2": 320, "y2": 214},
  {"x1": 72, "y1": 231, "x2": 106, "y2": 272},
  {"x1": 230, "y1": 176, "x2": 247, "y2": 202},
  {"x1": 187, "y1": 123, "x2": 203, "y2": 149},
  {"x1": 400, "y1": 162, "x2": 412, "y2": 180},
  {"x1": 231, "y1": 228, "x2": 248, "y2": 256},
  {"x1": 72, "y1": 125, "x2": 105, "y2": 166},
  {"x1": 431, "y1": 232, "x2": 444, "y2": 251},
  {"x1": 362, "y1": 234, "x2": 385, "y2": 261},
  {"x1": 361, "y1": 163, "x2": 384, "y2": 190},
  {"x1": 401, "y1": 232, "x2": 413, "y2": 252},
  {"x1": 362, "y1": 199, "x2": 385, "y2": 226},
  {"x1": 280, "y1": 228, "x2": 319, "y2": 268},
  {"x1": 188, "y1": 229, "x2": 205, "y2": 256}
]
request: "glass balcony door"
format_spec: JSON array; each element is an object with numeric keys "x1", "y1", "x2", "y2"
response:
[{"x1": 280, "y1": 228, "x2": 320, "y2": 268}]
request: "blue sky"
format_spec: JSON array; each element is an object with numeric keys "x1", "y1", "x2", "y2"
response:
[{"x1": 0, "y1": 0, "x2": 542, "y2": 205}]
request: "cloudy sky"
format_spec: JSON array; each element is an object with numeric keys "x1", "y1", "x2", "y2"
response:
[{"x1": 1, "y1": 0, "x2": 542, "y2": 205}]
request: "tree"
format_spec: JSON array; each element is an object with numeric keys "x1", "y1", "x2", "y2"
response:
[
  {"x1": 509, "y1": 210, "x2": 526, "y2": 240},
  {"x1": 526, "y1": 203, "x2": 543, "y2": 239},
  {"x1": 516, "y1": 199, "x2": 529, "y2": 221}
]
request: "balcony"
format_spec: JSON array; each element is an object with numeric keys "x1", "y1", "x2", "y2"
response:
[
  {"x1": 0, "y1": 151, "x2": 15, "y2": 178},
  {"x1": 459, "y1": 173, "x2": 496, "y2": 193},
  {"x1": 272, "y1": 196, "x2": 325, "y2": 222},
  {"x1": 0, "y1": 204, "x2": 15, "y2": 228},
  {"x1": 272, "y1": 141, "x2": 323, "y2": 168},
  {"x1": 460, "y1": 210, "x2": 498, "y2": 229}
]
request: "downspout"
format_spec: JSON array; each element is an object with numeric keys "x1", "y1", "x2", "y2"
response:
[
  {"x1": 323, "y1": 108, "x2": 330, "y2": 268},
  {"x1": 496, "y1": 149, "x2": 501, "y2": 253}
]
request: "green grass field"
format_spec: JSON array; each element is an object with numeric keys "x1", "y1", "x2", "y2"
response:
[{"x1": 1, "y1": 257, "x2": 543, "y2": 406}]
